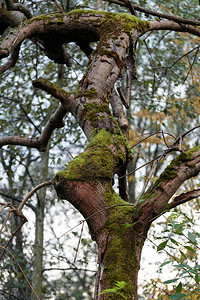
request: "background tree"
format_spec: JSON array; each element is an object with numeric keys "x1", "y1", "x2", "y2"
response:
[{"x1": 0, "y1": 0, "x2": 200, "y2": 299}]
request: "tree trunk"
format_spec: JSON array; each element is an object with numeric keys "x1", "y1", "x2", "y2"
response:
[
  {"x1": 31, "y1": 150, "x2": 49, "y2": 300},
  {"x1": 1, "y1": 8, "x2": 200, "y2": 299}
]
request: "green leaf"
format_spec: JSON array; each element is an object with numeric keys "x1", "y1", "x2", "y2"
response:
[
  {"x1": 123, "y1": 221, "x2": 139, "y2": 227},
  {"x1": 174, "y1": 263, "x2": 190, "y2": 269},
  {"x1": 188, "y1": 232, "x2": 196, "y2": 243},
  {"x1": 169, "y1": 293, "x2": 186, "y2": 300},
  {"x1": 195, "y1": 273, "x2": 200, "y2": 283},
  {"x1": 100, "y1": 288, "x2": 118, "y2": 294},
  {"x1": 164, "y1": 278, "x2": 179, "y2": 284},
  {"x1": 160, "y1": 261, "x2": 171, "y2": 268},
  {"x1": 184, "y1": 245, "x2": 195, "y2": 252},
  {"x1": 194, "y1": 265, "x2": 200, "y2": 270},
  {"x1": 170, "y1": 238, "x2": 179, "y2": 246},
  {"x1": 179, "y1": 250, "x2": 186, "y2": 258},
  {"x1": 172, "y1": 222, "x2": 184, "y2": 234},
  {"x1": 176, "y1": 282, "x2": 182, "y2": 293},
  {"x1": 115, "y1": 281, "x2": 127, "y2": 289},
  {"x1": 157, "y1": 240, "x2": 168, "y2": 252}
]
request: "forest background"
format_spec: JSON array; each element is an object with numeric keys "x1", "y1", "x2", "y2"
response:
[{"x1": 0, "y1": 0, "x2": 200, "y2": 299}]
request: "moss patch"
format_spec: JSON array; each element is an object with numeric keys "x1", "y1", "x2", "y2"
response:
[
  {"x1": 53, "y1": 128, "x2": 130, "y2": 183},
  {"x1": 101, "y1": 184, "x2": 139, "y2": 298},
  {"x1": 80, "y1": 102, "x2": 111, "y2": 127},
  {"x1": 145, "y1": 146, "x2": 200, "y2": 199},
  {"x1": 68, "y1": 9, "x2": 150, "y2": 34},
  {"x1": 83, "y1": 87, "x2": 98, "y2": 99},
  {"x1": 173, "y1": 146, "x2": 200, "y2": 164}
]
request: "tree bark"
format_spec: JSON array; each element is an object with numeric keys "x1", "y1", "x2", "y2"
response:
[{"x1": 1, "y1": 8, "x2": 200, "y2": 300}]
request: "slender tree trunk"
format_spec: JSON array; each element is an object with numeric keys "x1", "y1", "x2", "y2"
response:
[{"x1": 31, "y1": 150, "x2": 49, "y2": 300}]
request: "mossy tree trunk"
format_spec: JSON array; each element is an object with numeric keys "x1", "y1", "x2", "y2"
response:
[{"x1": 1, "y1": 8, "x2": 200, "y2": 300}]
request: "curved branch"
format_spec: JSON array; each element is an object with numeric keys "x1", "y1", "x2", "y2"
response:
[
  {"x1": 0, "y1": 136, "x2": 40, "y2": 149},
  {"x1": 0, "y1": 103, "x2": 69, "y2": 151},
  {"x1": 0, "y1": 11, "x2": 100, "y2": 71},
  {"x1": 143, "y1": 148, "x2": 200, "y2": 215},
  {"x1": 169, "y1": 189, "x2": 200, "y2": 209},
  {"x1": 107, "y1": 0, "x2": 200, "y2": 26},
  {"x1": 0, "y1": 6, "x2": 25, "y2": 28},
  {"x1": 147, "y1": 20, "x2": 200, "y2": 36},
  {"x1": 32, "y1": 77, "x2": 76, "y2": 112},
  {"x1": 11, "y1": 3, "x2": 33, "y2": 19},
  {"x1": 0, "y1": 192, "x2": 36, "y2": 212},
  {"x1": 18, "y1": 180, "x2": 52, "y2": 213},
  {"x1": 0, "y1": 44, "x2": 20, "y2": 74}
]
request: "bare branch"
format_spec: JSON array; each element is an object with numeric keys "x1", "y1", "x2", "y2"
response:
[
  {"x1": 52, "y1": 0, "x2": 65, "y2": 13},
  {"x1": 117, "y1": 87, "x2": 129, "y2": 109},
  {"x1": 130, "y1": 131, "x2": 176, "y2": 149},
  {"x1": 0, "y1": 103, "x2": 68, "y2": 151},
  {"x1": 43, "y1": 267, "x2": 96, "y2": 273},
  {"x1": 32, "y1": 77, "x2": 75, "y2": 111},
  {"x1": 107, "y1": 0, "x2": 200, "y2": 26},
  {"x1": 0, "y1": 136, "x2": 40, "y2": 149},
  {"x1": 37, "y1": 105, "x2": 67, "y2": 150},
  {"x1": 169, "y1": 189, "x2": 200, "y2": 209},
  {"x1": 0, "y1": 6, "x2": 25, "y2": 28},
  {"x1": 0, "y1": 192, "x2": 36, "y2": 211},
  {"x1": 110, "y1": 88, "x2": 129, "y2": 135},
  {"x1": 173, "y1": 125, "x2": 200, "y2": 146},
  {"x1": 5, "y1": 0, "x2": 33, "y2": 19},
  {"x1": 148, "y1": 20, "x2": 200, "y2": 37},
  {"x1": 18, "y1": 180, "x2": 52, "y2": 213},
  {"x1": 0, "y1": 44, "x2": 20, "y2": 74},
  {"x1": 154, "y1": 45, "x2": 200, "y2": 71}
]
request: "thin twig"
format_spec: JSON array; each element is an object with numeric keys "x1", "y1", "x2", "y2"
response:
[
  {"x1": 135, "y1": 154, "x2": 164, "y2": 206},
  {"x1": 162, "y1": 130, "x2": 170, "y2": 149},
  {"x1": 130, "y1": 131, "x2": 176, "y2": 149},
  {"x1": 18, "y1": 181, "x2": 52, "y2": 213},
  {"x1": 173, "y1": 125, "x2": 200, "y2": 146},
  {"x1": 74, "y1": 221, "x2": 84, "y2": 263},
  {"x1": 0, "y1": 217, "x2": 27, "y2": 261},
  {"x1": 0, "y1": 209, "x2": 18, "y2": 234},
  {"x1": 120, "y1": 147, "x2": 181, "y2": 179},
  {"x1": 52, "y1": 0, "x2": 65, "y2": 12},
  {"x1": 59, "y1": 203, "x2": 135, "y2": 239}
]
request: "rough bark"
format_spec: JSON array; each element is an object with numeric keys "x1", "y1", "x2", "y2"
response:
[{"x1": 1, "y1": 8, "x2": 200, "y2": 300}]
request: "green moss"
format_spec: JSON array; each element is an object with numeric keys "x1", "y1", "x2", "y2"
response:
[
  {"x1": 53, "y1": 128, "x2": 130, "y2": 183},
  {"x1": 25, "y1": 13, "x2": 65, "y2": 26},
  {"x1": 67, "y1": 9, "x2": 150, "y2": 34},
  {"x1": 177, "y1": 146, "x2": 200, "y2": 162},
  {"x1": 83, "y1": 87, "x2": 98, "y2": 99},
  {"x1": 81, "y1": 103, "x2": 111, "y2": 126},
  {"x1": 101, "y1": 184, "x2": 138, "y2": 298},
  {"x1": 33, "y1": 77, "x2": 71, "y2": 98},
  {"x1": 114, "y1": 12, "x2": 150, "y2": 33},
  {"x1": 145, "y1": 146, "x2": 200, "y2": 200},
  {"x1": 159, "y1": 164, "x2": 178, "y2": 180}
]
